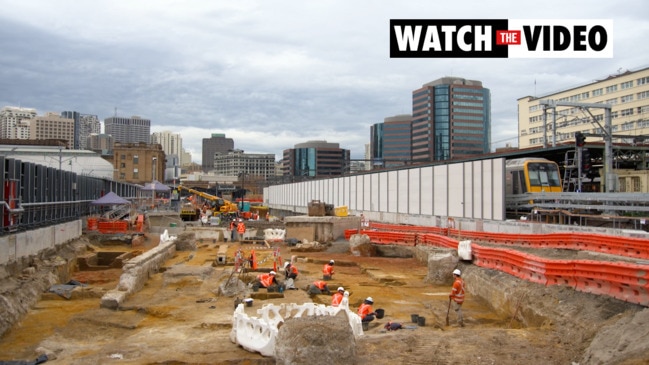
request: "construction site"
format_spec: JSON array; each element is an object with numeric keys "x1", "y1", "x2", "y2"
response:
[
  {"x1": 0, "y1": 147, "x2": 649, "y2": 364},
  {"x1": 1, "y1": 208, "x2": 648, "y2": 365}
]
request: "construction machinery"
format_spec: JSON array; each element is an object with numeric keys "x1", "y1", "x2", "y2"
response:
[{"x1": 177, "y1": 185, "x2": 238, "y2": 218}]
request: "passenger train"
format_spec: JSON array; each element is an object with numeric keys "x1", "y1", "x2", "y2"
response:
[{"x1": 505, "y1": 157, "x2": 563, "y2": 195}]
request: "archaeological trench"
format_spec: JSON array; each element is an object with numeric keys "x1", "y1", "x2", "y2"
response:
[{"x1": 0, "y1": 224, "x2": 648, "y2": 364}]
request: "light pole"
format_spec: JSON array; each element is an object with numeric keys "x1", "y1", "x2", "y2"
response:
[
  {"x1": 152, "y1": 157, "x2": 158, "y2": 181},
  {"x1": 151, "y1": 157, "x2": 157, "y2": 207},
  {"x1": 239, "y1": 172, "x2": 245, "y2": 211}
]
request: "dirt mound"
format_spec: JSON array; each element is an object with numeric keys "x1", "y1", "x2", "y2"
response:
[{"x1": 275, "y1": 311, "x2": 356, "y2": 364}]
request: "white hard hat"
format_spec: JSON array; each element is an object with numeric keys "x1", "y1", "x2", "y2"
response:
[
  {"x1": 366, "y1": 296, "x2": 374, "y2": 303},
  {"x1": 283, "y1": 262, "x2": 291, "y2": 269},
  {"x1": 337, "y1": 287, "x2": 344, "y2": 292},
  {"x1": 269, "y1": 271, "x2": 276, "y2": 275},
  {"x1": 329, "y1": 260, "x2": 335, "y2": 264},
  {"x1": 453, "y1": 269, "x2": 461, "y2": 276},
  {"x1": 344, "y1": 291, "x2": 349, "y2": 296}
]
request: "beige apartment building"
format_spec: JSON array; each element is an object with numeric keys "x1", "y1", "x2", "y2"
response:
[
  {"x1": 29, "y1": 112, "x2": 75, "y2": 148},
  {"x1": 518, "y1": 66, "x2": 649, "y2": 149}
]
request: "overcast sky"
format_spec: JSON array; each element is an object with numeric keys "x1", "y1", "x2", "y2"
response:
[{"x1": 1, "y1": 1, "x2": 647, "y2": 164}]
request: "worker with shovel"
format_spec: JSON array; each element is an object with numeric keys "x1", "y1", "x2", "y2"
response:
[{"x1": 449, "y1": 269, "x2": 465, "y2": 327}]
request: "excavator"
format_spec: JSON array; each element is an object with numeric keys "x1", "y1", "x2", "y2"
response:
[{"x1": 177, "y1": 185, "x2": 238, "y2": 221}]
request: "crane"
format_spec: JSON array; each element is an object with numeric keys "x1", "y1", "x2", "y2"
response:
[{"x1": 177, "y1": 185, "x2": 238, "y2": 219}]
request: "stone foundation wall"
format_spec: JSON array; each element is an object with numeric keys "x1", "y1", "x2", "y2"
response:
[{"x1": 100, "y1": 231, "x2": 177, "y2": 309}]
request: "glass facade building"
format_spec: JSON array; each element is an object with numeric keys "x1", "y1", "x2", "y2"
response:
[{"x1": 412, "y1": 77, "x2": 491, "y2": 163}]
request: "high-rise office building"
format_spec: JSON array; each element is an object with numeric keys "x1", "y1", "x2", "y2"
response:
[
  {"x1": 411, "y1": 77, "x2": 491, "y2": 163},
  {"x1": 281, "y1": 140, "x2": 350, "y2": 177},
  {"x1": 104, "y1": 116, "x2": 151, "y2": 144},
  {"x1": 151, "y1": 131, "x2": 183, "y2": 165},
  {"x1": 517, "y1": 66, "x2": 649, "y2": 149},
  {"x1": 202, "y1": 133, "x2": 234, "y2": 172},
  {"x1": 87, "y1": 133, "x2": 114, "y2": 155},
  {"x1": 0, "y1": 106, "x2": 36, "y2": 140},
  {"x1": 61, "y1": 111, "x2": 100, "y2": 150},
  {"x1": 181, "y1": 148, "x2": 193, "y2": 167},
  {"x1": 371, "y1": 114, "x2": 412, "y2": 168}
]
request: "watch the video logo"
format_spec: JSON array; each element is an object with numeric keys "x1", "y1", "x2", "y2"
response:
[{"x1": 389, "y1": 19, "x2": 613, "y2": 58}]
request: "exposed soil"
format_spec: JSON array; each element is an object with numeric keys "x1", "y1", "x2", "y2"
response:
[{"x1": 0, "y1": 232, "x2": 647, "y2": 364}]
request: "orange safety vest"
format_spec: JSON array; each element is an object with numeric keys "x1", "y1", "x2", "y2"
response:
[
  {"x1": 237, "y1": 222, "x2": 246, "y2": 234},
  {"x1": 323, "y1": 263, "x2": 334, "y2": 276},
  {"x1": 451, "y1": 277, "x2": 465, "y2": 304},
  {"x1": 313, "y1": 281, "x2": 327, "y2": 290},
  {"x1": 286, "y1": 265, "x2": 298, "y2": 276},
  {"x1": 229, "y1": 221, "x2": 235, "y2": 230},
  {"x1": 358, "y1": 303, "x2": 373, "y2": 319},
  {"x1": 258, "y1": 273, "x2": 275, "y2": 287},
  {"x1": 331, "y1": 292, "x2": 344, "y2": 307}
]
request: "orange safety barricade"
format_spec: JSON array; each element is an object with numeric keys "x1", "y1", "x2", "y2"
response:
[
  {"x1": 87, "y1": 217, "x2": 98, "y2": 230},
  {"x1": 250, "y1": 250, "x2": 258, "y2": 271},
  {"x1": 97, "y1": 220, "x2": 128, "y2": 234},
  {"x1": 135, "y1": 215, "x2": 144, "y2": 232}
]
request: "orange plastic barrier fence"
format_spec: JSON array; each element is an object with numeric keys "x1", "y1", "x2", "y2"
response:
[
  {"x1": 417, "y1": 233, "x2": 457, "y2": 249},
  {"x1": 472, "y1": 244, "x2": 649, "y2": 306},
  {"x1": 97, "y1": 220, "x2": 128, "y2": 234},
  {"x1": 344, "y1": 221, "x2": 649, "y2": 305},
  {"x1": 357, "y1": 222, "x2": 649, "y2": 260},
  {"x1": 87, "y1": 217, "x2": 98, "y2": 231}
]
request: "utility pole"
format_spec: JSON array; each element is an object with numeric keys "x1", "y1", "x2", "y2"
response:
[{"x1": 539, "y1": 99, "x2": 614, "y2": 192}]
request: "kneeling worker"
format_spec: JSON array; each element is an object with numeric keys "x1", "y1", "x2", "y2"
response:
[
  {"x1": 283, "y1": 262, "x2": 299, "y2": 290},
  {"x1": 358, "y1": 297, "x2": 377, "y2": 323},
  {"x1": 254, "y1": 270, "x2": 278, "y2": 289},
  {"x1": 306, "y1": 280, "x2": 331, "y2": 295},
  {"x1": 323, "y1": 260, "x2": 335, "y2": 280}
]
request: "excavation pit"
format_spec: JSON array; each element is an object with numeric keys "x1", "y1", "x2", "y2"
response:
[{"x1": 77, "y1": 251, "x2": 137, "y2": 271}]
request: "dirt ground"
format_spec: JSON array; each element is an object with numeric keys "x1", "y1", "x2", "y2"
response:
[{"x1": 0, "y1": 231, "x2": 647, "y2": 364}]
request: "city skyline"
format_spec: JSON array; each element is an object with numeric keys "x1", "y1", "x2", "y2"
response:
[{"x1": 1, "y1": 1, "x2": 648, "y2": 164}]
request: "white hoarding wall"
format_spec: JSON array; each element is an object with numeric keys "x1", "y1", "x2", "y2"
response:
[{"x1": 265, "y1": 158, "x2": 505, "y2": 221}]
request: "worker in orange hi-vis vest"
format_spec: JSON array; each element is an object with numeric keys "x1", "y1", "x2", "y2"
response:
[
  {"x1": 249, "y1": 250, "x2": 257, "y2": 270},
  {"x1": 229, "y1": 219, "x2": 236, "y2": 242},
  {"x1": 236, "y1": 219, "x2": 246, "y2": 242},
  {"x1": 331, "y1": 287, "x2": 345, "y2": 307},
  {"x1": 306, "y1": 280, "x2": 331, "y2": 295},
  {"x1": 358, "y1": 297, "x2": 377, "y2": 323},
  {"x1": 449, "y1": 269, "x2": 466, "y2": 327},
  {"x1": 254, "y1": 271, "x2": 278, "y2": 289},
  {"x1": 322, "y1": 259, "x2": 335, "y2": 280},
  {"x1": 283, "y1": 261, "x2": 299, "y2": 290}
]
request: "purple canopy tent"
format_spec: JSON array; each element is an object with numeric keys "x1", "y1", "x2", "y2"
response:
[
  {"x1": 90, "y1": 192, "x2": 130, "y2": 206},
  {"x1": 141, "y1": 180, "x2": 171, "y2": 192},
  {"x1": 141, "y1": 180, "x2": 171, "y2": 209}
]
